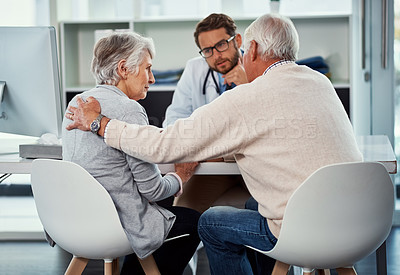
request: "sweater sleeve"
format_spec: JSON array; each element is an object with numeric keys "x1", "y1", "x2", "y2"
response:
[
  {"x1": 105, "y1": 92, "x2": 248, "y2": 164},
  {"x1": 121, "y1": 107, "x2": 181, "y2": 201}
]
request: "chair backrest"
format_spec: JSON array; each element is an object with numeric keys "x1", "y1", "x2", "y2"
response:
[
  {"x1": 265, "y1": 161, "x2": 394, "y2": 269},
  {"x1": 31, "y1": 159, "x2": 133, "y2": 260}
]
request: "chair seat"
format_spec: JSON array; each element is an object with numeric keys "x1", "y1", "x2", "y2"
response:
[
  {"x1": 246, "y1": 162, "x2": 394, "y2": 274},
  {"x1": 31, "y1": 159, "x2": 160, "y2": 275}
]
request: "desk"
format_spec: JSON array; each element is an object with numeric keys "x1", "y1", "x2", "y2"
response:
[
  {"x1": 0, "y1": 135, "x2": 396, "y2": 175},
  {"x1": 0, "y1": 135, "x2": 396, "y2": 274},
  {"x1": 356, "y1": 135, "x2": 397, "y2": 174}
]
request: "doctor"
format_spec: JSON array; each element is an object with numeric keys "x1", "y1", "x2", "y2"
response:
[
  {"x1": 163, "y1": 13, "x2": 251, "y2": 214},
  {"x1": 163, "y1": 13, "x2": 248, "y2": 126}
]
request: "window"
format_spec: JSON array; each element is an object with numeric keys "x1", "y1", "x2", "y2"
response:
[
  {"x1": 0, "y1": 0, "x2": 50, "y2": 26},
  {"x1": 394, "y1": 0, "x2": 400, "y2": 208}
]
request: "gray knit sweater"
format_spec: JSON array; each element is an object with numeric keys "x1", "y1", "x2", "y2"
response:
[{"x1": 62, "y1": 85, "x2": 180, "y2": 258}]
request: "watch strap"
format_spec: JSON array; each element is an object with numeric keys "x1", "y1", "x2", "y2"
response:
[{"x1": 90, "y1": 114, "x2": 104, "y2": 134}]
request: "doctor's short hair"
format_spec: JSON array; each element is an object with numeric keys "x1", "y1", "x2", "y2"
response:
[
  {"x1": 244, "y1": 13, "x2": 299, "y2": 61},
  {"x1": 194, "y1": 13, "x2": 237, "y2": 48},
  {"x1": 91, "y1": 32, "x2": 156, "y2": 85}
]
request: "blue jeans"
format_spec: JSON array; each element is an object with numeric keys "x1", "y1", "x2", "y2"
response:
[
  {"x1": 245, "y1": 197, "x2": 276, "y2": 274},
  {"x1": 198, "y1": 204, "x2": 277, "y2": 275}
]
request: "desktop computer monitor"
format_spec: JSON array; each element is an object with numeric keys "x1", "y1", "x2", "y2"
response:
[{"x1": 0, "y1": 26, "x2": 63, "y2": 139}]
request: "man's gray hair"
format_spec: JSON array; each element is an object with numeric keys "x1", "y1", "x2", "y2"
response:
[
  {"x1": 244, "y1": 13, "x2": 299, "y2": 61},
  {"x1": 91, "y1": 32, "x2": 155, "y2": 85}
]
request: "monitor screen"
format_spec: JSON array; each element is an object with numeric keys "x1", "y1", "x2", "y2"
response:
[{"x1": 0, "y1": 26, "x2": 63, "y2": 138}]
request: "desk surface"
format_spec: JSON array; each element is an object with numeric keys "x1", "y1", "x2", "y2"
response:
[
  {"x1": 356, "y1": 135, "x2": 397, "y2": 174},
  {"x1": 0, "y1": 135, "x2": 397, "y2": 175}
]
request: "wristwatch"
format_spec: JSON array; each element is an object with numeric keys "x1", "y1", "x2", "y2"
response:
[{"x1": 90, "y1": 114, "x2": 105, "y2": 135}]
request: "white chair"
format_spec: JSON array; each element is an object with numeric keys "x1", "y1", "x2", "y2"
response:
[
  {"x1": 247, "y1": 161, "x2": 395, "y2": 275},
  {"x1": 30, "y1": 159, "x2": 160, "y2": 275}
]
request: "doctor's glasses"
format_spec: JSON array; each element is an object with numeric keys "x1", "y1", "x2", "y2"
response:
[{"x1": 199, "y1": 35, "x2": 236, "y2": 58}]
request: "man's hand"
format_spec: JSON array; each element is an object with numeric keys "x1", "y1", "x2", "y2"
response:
[
  {"x1": 65, "y1": 96, "x2": 101, "y2": 131},
  {"x1": 222, "y1": 58, "x2": 248, "y2": 86},
  {"x1": 175, "y1": 162, "x2": 199, "y2": 183}
]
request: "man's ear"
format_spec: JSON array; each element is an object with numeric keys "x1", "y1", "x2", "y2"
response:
[
  {"x1": 250, "y1": 40, "x2": 258, "y2": 62},
  {"x1": 117, "y1": 59, "x2": 128, "y2": 79}
]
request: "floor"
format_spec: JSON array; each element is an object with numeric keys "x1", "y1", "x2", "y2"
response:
[
  {"x1": 0, "y1": 227, "x2": 399, "y2": 274},
  {"x1": 1, "y1": 179, "x2": 400, "y2": 274}
]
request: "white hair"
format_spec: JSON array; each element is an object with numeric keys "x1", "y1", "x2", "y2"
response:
[
  {"x1": 91, "y1": 32, "x2": 156, "y2": 85},
  {"x1": 244, "y1": 13, "x2": 299, "y2": 61}
]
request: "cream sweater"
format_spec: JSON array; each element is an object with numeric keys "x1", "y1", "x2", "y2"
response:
[{"x1": 105, "y1": 63, "x2": 363, "y2": 237}]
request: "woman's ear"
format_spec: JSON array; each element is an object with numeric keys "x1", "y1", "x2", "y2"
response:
[{"x1": 117, "y1": 59, "x2": 128, "y2": 79}]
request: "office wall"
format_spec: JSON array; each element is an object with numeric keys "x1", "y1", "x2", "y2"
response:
[{"x1": 0, "y1": 0, "x2": 36, "y2": 26}]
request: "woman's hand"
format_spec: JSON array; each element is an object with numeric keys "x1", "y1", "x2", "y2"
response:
[
  {"x1": 65, "y1": 96, "x2": 101, "y2": 131},
  {"x1": 174, "y1": 162, "x2": 199, "y2": 183}
]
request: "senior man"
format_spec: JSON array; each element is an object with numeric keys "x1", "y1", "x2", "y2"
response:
[{"x1": 66, "y1": 13, "x2": 362, "y2": 274}]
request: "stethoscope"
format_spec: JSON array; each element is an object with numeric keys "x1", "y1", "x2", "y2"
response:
[{"x1": 202, "y1": 68, "x2": 221, "y2": 95}]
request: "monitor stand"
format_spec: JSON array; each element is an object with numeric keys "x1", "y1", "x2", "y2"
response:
[
  {"x1": 0, "y1": 81, "x2": 5, "y2": 103},
  {"x1": 0, "y1": 81, "x2": 6, "y2": 120}
]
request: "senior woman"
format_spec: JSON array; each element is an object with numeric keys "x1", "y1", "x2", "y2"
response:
[{"x1": 62, "y1": 32, "x2": 200, "y2": 274}]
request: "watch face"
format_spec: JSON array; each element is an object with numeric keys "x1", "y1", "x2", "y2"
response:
[{"x1": 90, "y1": 121, "x2": 100, "y2": 133}]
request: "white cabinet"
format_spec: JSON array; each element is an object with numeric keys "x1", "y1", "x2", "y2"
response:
[
  {"x1": 60, "y1": 21, "x2": 133, "y2": 95},
  {"x1": 58, "y1": 0, "x2": 352, "y2": 115},
  {"x1": 60, "y1": 15, "x2": 350, "y2": 104},
  {"x1": 59, "y1": 17, "x2": 256, "y2": 108}
]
